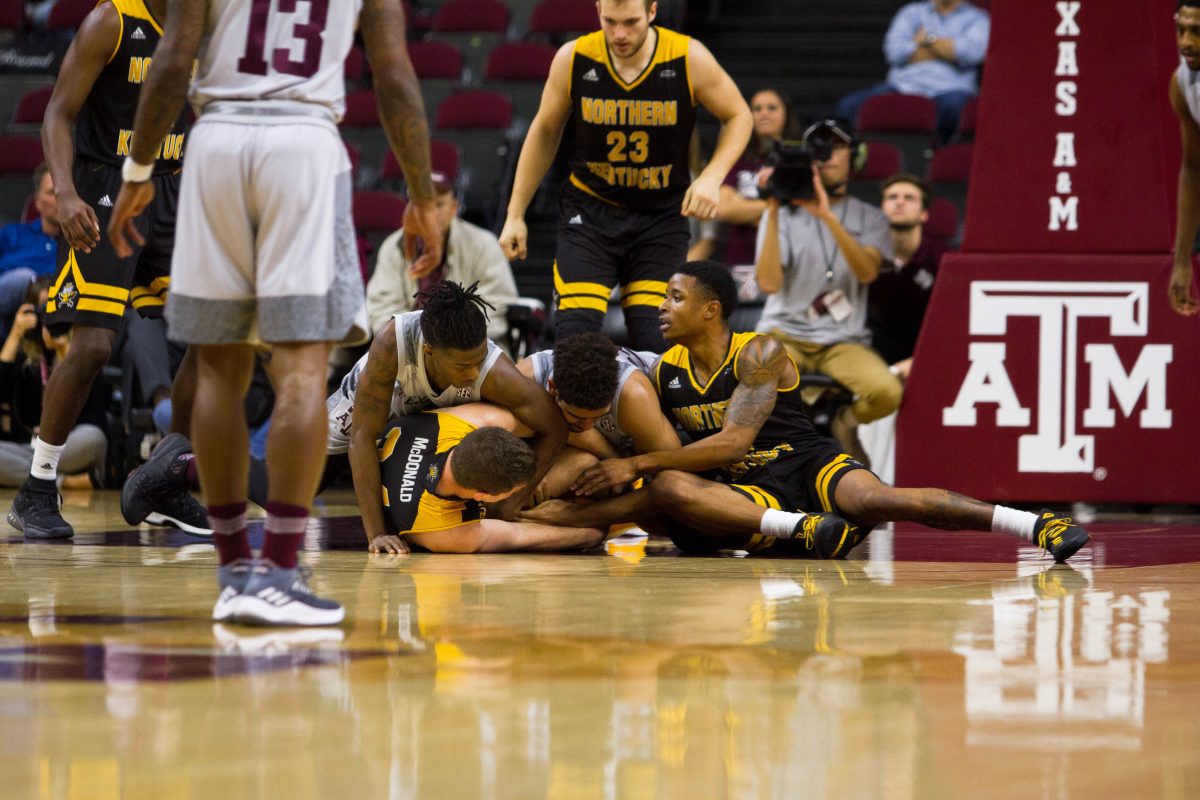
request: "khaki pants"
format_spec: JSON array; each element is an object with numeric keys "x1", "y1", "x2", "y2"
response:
[{"x1": 766, "y1": 331, "x2": 902, "y2": 424}]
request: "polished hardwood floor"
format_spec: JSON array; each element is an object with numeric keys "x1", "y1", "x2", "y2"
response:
[{"x1": 1, "y1": 488, "x2": 1198, "y2": 799}]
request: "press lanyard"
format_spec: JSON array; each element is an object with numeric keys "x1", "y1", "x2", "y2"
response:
[{"x1": 815, "y1": 199, "x2": 850, "y2": 283}]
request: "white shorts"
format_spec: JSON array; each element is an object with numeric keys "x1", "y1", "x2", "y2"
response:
[{"x1": 166, "y1": 106, "x2": 367, "y2": 345}]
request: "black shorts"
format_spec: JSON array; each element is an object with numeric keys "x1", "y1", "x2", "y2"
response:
[
  {"x1": 553, "y1": 184, "x2": 689, "y2": 318},
  {"x1": 669, "y1": 441, "x2": 872, "y2": 556},
  {"x1": 46, "y1": 159, "x2": 180, "y2": 333}
]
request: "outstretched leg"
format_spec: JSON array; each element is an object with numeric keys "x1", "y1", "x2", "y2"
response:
[{"x1": 832, "y1": 470, "x2": 1089, "y2": 562}]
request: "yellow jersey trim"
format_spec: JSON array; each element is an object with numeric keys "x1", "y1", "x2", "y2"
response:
[
  {"x1": 730, "y1": 332, "x2": 801, "y2": 393},
  {"x1": 574, "y1": 27, "x2": 690, "y2": 94},
  {"x1": 112, "y1": 0, "x2": 163, "y2": 36}
]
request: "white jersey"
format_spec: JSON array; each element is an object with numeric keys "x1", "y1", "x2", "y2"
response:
[
  {"x1": 327, "y1": 311, "x2": 503, "y2": 454},
  {"x1": 528, "y1": 347, "x2": 658, "y2": 454},
  {"x1": 1179, "y1": 57, "x2": 1200, "y2": 124},
  {"x1": 190, "y1": 0, "x2": 362, "y2": 120}
]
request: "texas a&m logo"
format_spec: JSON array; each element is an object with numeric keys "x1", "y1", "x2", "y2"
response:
[{"x1": 942, "y1": 282, "x2": 1172, "y2": 474}]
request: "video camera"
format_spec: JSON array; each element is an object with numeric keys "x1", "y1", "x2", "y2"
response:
[{"x1": 761, "y1": 119, "x2": 857, "y2": 204}]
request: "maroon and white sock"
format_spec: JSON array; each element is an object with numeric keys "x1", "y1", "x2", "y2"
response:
[
  {"x1": 261, "y1": 502, "x2": 308, "y2": 570},
  {"x1": 208, "y1": 502, "x2": 251, "y2": 565}
]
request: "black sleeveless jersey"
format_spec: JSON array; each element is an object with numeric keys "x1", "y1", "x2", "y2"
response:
[
  {"x1": 568, "y1": 27, "x2": 696, "y2": 210},
  {"x1": 378, "y1": 412, "x2": 484, "y2": 535},
  {"x1": 74, "y1": 0, "x2": 189, "y2": 172},
  {"x1": 653, "y1": 332, "x2": 820, "y2": 479}
]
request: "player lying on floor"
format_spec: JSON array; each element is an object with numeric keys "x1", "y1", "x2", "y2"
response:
[
  {"x1": 521, "y1": 261, "x2": 1091, "y2": 562},
  {"x1": 368, "y1": 402, "x2": 606, "y2": 554}
]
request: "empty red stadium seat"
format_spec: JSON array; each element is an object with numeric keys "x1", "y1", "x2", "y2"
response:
[
  {"x1": 407, "y1": 41, "x2": 464, "y2": 80},
  {"x1": 924, "y1": 197, "x2": 960, "y2": 243},
  {"x1": 485, "y1": 42, "x2": 557, "y2": 81},
  {"x1": 852, "y1": 140, "x2": 903, "y2": 181},
  {"x1": 46, "y1": 0, "x2": 93, "y2": 31},
  {"x1": 927, "y1": 143, "x2": 974, "y2": 184},
  {"x1": 856, "y1": 93, "x2": 938, "y2": 134},
  {"x1": 344, "y1": 46, "x2": 366, "y2": 83},
  {"x1": 353, "y1": 191, "x2": 407, "y2": 236},
  {"x1": 340, "y1": 89, "x2": 379, "y2": 127},
  {"x1": 435, "y1": 91, "x2": 512, "y2": 130},
  {"x1": 380, "y1": 139, "x2": 462, "y2": 184},
  {"x1": 13, "y1": 86, "x2": 53, "y2": 125},
  {"x1": 0, "y1": 135, "x2": 44, "y2": 173},
  {"x1": 529, "y1": 0, "x2": 599, "y2": 34},
  {"x1": 0, "y1": 0, "x2": 23, "y2": 31},
  {"x1": 956, "y1": 96, "x2": 980, "y2": 141},
  {"x1": 432, "y1": 0, "x2": 508, "y2": 33}
]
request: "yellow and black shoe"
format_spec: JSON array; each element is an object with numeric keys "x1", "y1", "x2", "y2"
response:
[
  {"x1": 791, "y1": 512, "x2": 855, "y2": 560},
  {"x1": 1034, "y1": 564, "x2": 1089, "y2": 599},
  {"x1": 1033, "y1": 509, "x2": 1089, "y2": 563}
]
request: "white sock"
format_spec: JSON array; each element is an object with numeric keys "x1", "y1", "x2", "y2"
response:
[
  {"x1": 761, "y1": 508, "x2": 807, "y2": 538},
  {"x1": 30, "y1": 437, "x2": 65, "y2": 481},
  {"x1": 991, "y1": 505, "x2": 1039, "y2": 542}
]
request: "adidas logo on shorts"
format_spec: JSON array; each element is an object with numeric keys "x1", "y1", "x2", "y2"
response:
[
  {"x1": 568, "y1": 214, "x2": 583, "y2": 225},
  {"x1": 98, "y1": 195, "x2": 113, "y2": 207},
  {"x1": 131, "y1": 27, "x2": 146, "y2": 40},
  {"x1": 582, "y1": 68, "x2": 599, "y2": 82}
]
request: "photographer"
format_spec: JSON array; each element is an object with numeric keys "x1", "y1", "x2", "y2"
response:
[
  {"x1": 754, "y1": 119, "x2": 901, "y2": 465},
  {"x1": 0, "y1": 280, "x2": 107, "y2": 488}
]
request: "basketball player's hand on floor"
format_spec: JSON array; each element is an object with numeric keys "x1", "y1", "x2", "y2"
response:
[
  {"x1": 108, "y1": 181, "x2": 157, "y2": 258},
  {"x1": 1169, "y1": 261, "x2": 1199, "y2": 315},
  {"x1": 402, "y1": 199, "x2": 443, "y2": 275},
  {"x1": 498, "y1": 217, "x2": 528, "y2": 261},
  {"x1": 572, "y1": 457, "x2": 638, "y2": 496},
  {"x1": 58, "y1": 192, "x2": 101, "y2": 254},
  {"x1": 368, "y1": 534, "x2": 410, "y2": 555},
  {"x1": 681, "y1": 174, "x2": 720, "y2": 220}
]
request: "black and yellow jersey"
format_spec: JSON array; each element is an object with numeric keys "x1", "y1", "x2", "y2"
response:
[
  {"x1": 568, "y1": 26, "x2": 696, "y2": 210},
  {"x1": 653, "y1": 332, "x2": 820, "y2": 479},
  {"x1": 377, "y1": 412, "x2": 484, "y2": 535},
  {"x1": 74, "y1": 0, "x2": 189, "y2": 172}
]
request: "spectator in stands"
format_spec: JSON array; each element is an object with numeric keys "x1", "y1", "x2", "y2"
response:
[
  {"x1": 0, "y1": 279, "x2": 107, "y2": 488},
  {"x1": 0, "y1": 165, "x2": 60, "y2": 341},
  {"x1": 719, "y1": 88, "x2": 798, "y2": 269},
  {"x1": 835, "y1": 0, "x2": 990, "y2": 144},
  {"x1": 366, "y1": 173, "x2": 518, "y2": 342},
  {"x1": 860, "y1": 173, "x2": 946, "y2": 481},
  {"x1": 869, "y1": 174, "x2": 944, "y2": 379},
  {"x1": 754, "y1": 119, "x2": 900, "y2": 466}
]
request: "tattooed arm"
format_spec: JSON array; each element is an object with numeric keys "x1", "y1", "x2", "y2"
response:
[
  {"x1": 349, "y1": 320, "x2": 402, "y2": 550},
  {"x1": 361, "y1": 0, "x2": 441, "y2": 270},
  {"x1": 572, "y1": 338, "x2": 788, "y2": 495}
]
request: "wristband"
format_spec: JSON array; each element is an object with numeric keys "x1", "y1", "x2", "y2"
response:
[{"x1": 121, "y1": 157, "x2": 154, "y2": 183}]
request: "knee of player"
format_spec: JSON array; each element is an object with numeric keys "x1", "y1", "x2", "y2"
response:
[
  {"x1": 66, "y1": 331, "x2": 115, "y2": 372},
  {"x1": 648, "y1": 470, "x2": 691, "y2": 506}
]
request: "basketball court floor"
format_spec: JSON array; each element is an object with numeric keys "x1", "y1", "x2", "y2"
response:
[{"x1": 1, "y1": 488, "x2": 1198, "y2": 799}]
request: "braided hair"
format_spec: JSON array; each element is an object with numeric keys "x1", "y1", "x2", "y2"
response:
[{"x1": 416, "y1": 281, "x2": 494, "y2": 350}]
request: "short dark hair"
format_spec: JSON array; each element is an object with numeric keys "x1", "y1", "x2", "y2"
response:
[
  {"x1": 676, "y1": 260, "x2": 738, "y2": 320},
  {"x1": 452, "y1": 427, "x2": 536, "y2": 494},
  {"x1": 33, "y1": 163, "x2": 49, "y2": 192},
  {"x1": 416, "y1": 281, "x2": 494, "y2": 350},
  {"x1": 1182, "y1": 1, "x2": 1200, "y2": 9},
  {"x1": 552, "y1": 332, "x2": 619, "y2": 410},
  {"x1": 882, "y1": 173, "x2": 931, "y2": 210}
]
